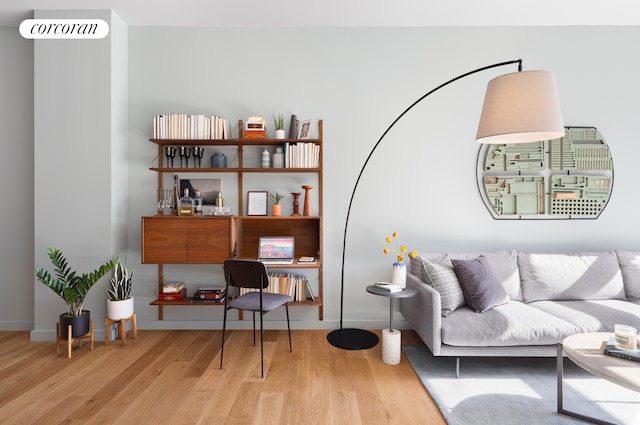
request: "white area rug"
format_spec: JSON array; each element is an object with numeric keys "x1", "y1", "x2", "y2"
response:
[{"x1": 403, "y1": 345, "x2": 640, "y2": 424}]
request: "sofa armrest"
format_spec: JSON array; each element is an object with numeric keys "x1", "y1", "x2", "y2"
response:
[{"x1": 400, "y1": 272, "x2": 443, "y2": 355}]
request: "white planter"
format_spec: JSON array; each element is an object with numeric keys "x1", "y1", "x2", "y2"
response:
[
  {"x1": 107, "y1": 297, "x2": 134, "y2": 321},
  {"x1": 275, "y1": 129, "x2": 286, "y2": 139}
]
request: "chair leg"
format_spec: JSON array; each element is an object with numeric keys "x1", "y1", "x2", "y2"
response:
[
  {"x1": 220, "y1": 306, "x2": 228, "y2": 370},
  {"x1": 286, "y1": 303, "x2": 292, "y2": 352},
  {"x1": 260, "y1": 311, "x2": 264, "y2": 378},
  {"x1": 252, "y1": 311, "x2": 256, "y2": 346}
]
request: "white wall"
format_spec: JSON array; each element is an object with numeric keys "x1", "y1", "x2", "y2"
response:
[{"x1": 2, "y1": 22, "x2": 640, "y2": 336}]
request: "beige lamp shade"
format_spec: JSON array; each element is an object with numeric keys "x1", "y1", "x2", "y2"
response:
[{"x1": 475, "y1": 70, "x2": 564, "y2": 144}]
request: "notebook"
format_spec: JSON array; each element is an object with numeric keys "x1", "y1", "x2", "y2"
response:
[{"x1": 258, "y1": 236, "x2": 295, "y2": 264}]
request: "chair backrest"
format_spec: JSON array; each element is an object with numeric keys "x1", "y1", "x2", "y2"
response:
[{"x1": 223, "y1": 259, "x2": 269, "y2": 290}]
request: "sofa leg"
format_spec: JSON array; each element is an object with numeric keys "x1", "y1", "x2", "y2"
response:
[{"x1": 456, "y1": 357, "x2": 460, "y2": 378}]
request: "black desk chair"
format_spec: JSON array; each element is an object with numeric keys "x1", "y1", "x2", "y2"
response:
[{"x1": 219, "y1": 259, "x2": 292, "y2": 378}]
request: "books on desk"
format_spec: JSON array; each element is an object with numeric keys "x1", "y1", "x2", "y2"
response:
[
  {"x1": 191, "y1": 286, "x2": 226, "y2": 303},
  {"x1": 604, "y1": 337, "x2": 640, "y2": 362},
  {"x1": 372, "y1": 282, "x2": 403, "y2": 293}
]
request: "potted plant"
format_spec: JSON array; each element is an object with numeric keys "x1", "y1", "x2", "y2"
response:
[
  {"x1": 35, "y1": 248, "x2": 119, "y2": 339},
  {"x1": 268, "y1": 192, "x2": 287, "y2": 216},
  {"x1": 107, "y1": 259, "x2": 134, "y2": 321},
  {"x1": 273, "y1": 114, "x2": 285, "y2": 139}
]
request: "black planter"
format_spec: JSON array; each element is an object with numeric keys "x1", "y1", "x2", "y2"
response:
[{"x1": 59, "y1": 311, "x2": 90, "y2": 339}]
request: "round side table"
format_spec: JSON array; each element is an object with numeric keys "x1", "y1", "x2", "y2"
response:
[{"x1": 366, "y1": 285, "x2": 417, "y2": 365}]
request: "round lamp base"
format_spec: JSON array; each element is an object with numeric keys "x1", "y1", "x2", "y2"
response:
[{"x1": 327, "y1": 328, "x2": 379, "y2": 350}]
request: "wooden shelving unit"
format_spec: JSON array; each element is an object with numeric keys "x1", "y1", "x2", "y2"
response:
[{"x1": 142, "y1": 119, "x2": 323, "y2": 320}]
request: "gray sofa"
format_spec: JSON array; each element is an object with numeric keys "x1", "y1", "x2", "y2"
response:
[{"x1": 400, "y1": 250, "x2": 640, "y2": 368}]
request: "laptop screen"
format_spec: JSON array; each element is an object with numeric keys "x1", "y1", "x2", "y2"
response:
[{"x1": 258, "y1": 236, "x2": 295, "y2": 260}]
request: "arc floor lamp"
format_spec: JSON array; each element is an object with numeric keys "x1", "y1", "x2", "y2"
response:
[{"x1": 327, "y1": 59, "x2": 565, "y2": 350}]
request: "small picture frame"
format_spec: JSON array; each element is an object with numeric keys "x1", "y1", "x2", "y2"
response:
[
  {"x1": 247, "y1": 191, "x2": 268, "y2": 216},
  {"x1": 298, "y1": 119, "x2": 313, "y2": 139}
]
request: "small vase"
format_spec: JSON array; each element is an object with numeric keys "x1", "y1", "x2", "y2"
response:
[
  {"x1": 272, "y1": 204, "x2": 282, "y2": 216},
  {"x1": 391, "y1": 262, "x2": 407, "y2": 289},
  {"x1": 275, "y1": 129, "x2": 286, "y2": 139}
]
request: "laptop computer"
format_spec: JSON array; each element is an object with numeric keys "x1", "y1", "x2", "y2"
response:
[{"x1": 258, "y1": 236, "x2": 295, "y2": 264}]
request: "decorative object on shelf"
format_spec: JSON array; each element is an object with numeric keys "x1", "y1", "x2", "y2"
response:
[
  {"x1": 179, "y1": 146, "x2": 191, "y2": 168},
  {"x1": 384, "y1": 232, "x2": 418, "y2": 289},
  {"x1": 302, "y1": 185, "x2": 313, "y2": 216},
  {"x1": 156, "y1": 189, "x2": 173, "y2": 215},
  {"x1": 273, "y1": 113, "x2": 285, "y2": 139},
  {"x1": 194, "y1": 189, "x2": 203, "y2": 215},
  {"x1": 291, "y1": 192, "x2": 301, "y2": 216},
  {"x1": 247, "y1": 191, "x2": 268, "y2": 216},
  {"x1": 268, "y1": 192, "x2": 287, "y2": 216},
  {"x1": 211, "y1": 152, "x2": 227, "y2": 168},
  {"x1": 164, "y1": 146, "x2": 175, "y2": 168},
  {"x1": 178, "y1": 188, "x2": 195, "y2": 216},
  {"x1": 173, "y1": 175, "x2": 179, "y2": 215},
  {"x1": 272, "y1": 147, "x2": 284, "y2": 168},
  {"x1": 35, "y1": 247, "x2": 119, "y2": 340},
  {"x1": 107, "y1": 259, "x2": 134, "y2": 321},
  {"x1": 288, "y1": 114, "x2": 299, "y2": 139},
  {"x1": 327, "y1": 59, "x2": 564, "y2": 351},
  {"x1": 261, "y1": 149, "x2": 271, "y2": 168},
  {"x1": 298, "y1": 119, "x2": 312, "y2": 139},
  {"x1": 192, "y1": 146, "x2": 204, "y2": 167}
]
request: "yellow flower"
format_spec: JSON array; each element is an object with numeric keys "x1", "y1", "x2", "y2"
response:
[{"x1": 383, "y1": 233, "x2": 417, "y2": 263}]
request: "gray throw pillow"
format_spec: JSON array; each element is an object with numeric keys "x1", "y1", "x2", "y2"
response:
[
  {"x1": 420, "y1": 257, "x2": 466, "y2": 316},
  {"x1": 451, "y1": 256, "x2": 510, "y2": 313}
]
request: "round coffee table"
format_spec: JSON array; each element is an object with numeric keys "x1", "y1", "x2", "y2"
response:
[{"x1": 558, "y1": 332, "x2": 640, "y2": 424}]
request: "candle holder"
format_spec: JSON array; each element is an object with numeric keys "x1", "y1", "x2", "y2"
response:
[
  {"x1": 291, "y1": 192, "x2": 301, "y2": 216},
  {"x1": 302, "y1": 185, "x2": 313, "y2": 216}
]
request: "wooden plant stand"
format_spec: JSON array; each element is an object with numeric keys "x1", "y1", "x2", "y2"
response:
[
  {"x1": 105, "y1": 313, "x2": 137, "y2": 347},
  {"x1": 55, "y1": 319, "x2": 94, "y2": 359}
]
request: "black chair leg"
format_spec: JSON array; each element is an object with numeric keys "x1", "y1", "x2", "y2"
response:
[
  {"x1": 220, "y1": 306, "x2": 228, "y2": 369},
  {"x1": 260, "y1": 312, "x2": 264, "y2": 378},
  {"x1": 286, "y1": 303, "x2": 292, "y2": 352},
  {"x1": 252, "y1": 311, "x2": 256, "y2": 346}
]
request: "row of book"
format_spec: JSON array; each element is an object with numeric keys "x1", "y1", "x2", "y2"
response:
[
  {"x1": 284, "y1": 142, "x2": 320, "y2": 168},
  {"x1": 152, "y1": 114, "x2": 231, "y2": 140},
  {"x1": 239, "y1": 272, "x2": 315, "y2": 302}
]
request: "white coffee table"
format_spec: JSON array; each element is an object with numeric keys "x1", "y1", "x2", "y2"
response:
[{"x1": 558, "y1": 332, "x2": 640, "y2": 424}]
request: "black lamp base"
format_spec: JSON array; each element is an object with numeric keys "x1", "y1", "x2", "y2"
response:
[{"x1": 327, "y1": 328, "x2": 379, "y2": 350}]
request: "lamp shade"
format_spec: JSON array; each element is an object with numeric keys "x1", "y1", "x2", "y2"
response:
[{"x1": 475, "y1": 70, "x2": 564, "y2": 144}]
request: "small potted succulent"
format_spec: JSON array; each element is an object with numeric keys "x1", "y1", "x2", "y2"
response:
[
  {"x1": 268, "y1": 192, "x2": 287, "y2": 216},
  {"x1": 273, "y1": 114, "x2": 285, "y2": 139},
  {"x1": 107, "y1": 259, "x2": 134, "y2": 321},
  {"x1": 35, "y1": 248, "x2": 119, "y2": 338}
]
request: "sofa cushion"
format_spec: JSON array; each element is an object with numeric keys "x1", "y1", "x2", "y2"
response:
[
  {"x1": 419, "y1": 257, "x2": 466, "y2": 316},
  {"x1": 616, "y1": 250, "x2": 640, "y2": 299},
  {"x1": 411, "y1": 249, "x2": 522, "y2": 301},
  {"x1": 440, "y1": 301, "x2": 581, "y2": 347},
  {"x1": 452, "y1": 257, "x2": 510, "y2": 313},
  {"x1": 519, "y1": 251, "x2": 626, "y2": 302},
  {"x1": 530, "y1": 300, "x2": 640, "y2": 332}
]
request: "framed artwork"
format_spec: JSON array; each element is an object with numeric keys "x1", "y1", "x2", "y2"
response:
[
  {"x1": 247, "y1": 191, "x2": 268, "y2": 215},
  {"x1": 180, "y1": 178, "x2": 221, "y2": 205},
  {"x1": 298, "y1": 119, "x2": 312, "y2": 139}
]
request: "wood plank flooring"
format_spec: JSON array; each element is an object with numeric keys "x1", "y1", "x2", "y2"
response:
[{"x1": 0, "y1": 330, "x2": 445, "y2": 425}]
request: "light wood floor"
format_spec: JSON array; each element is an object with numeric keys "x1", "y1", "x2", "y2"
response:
[{"x1": 0, "y1": 329, "x2": 445, "y2": 425}]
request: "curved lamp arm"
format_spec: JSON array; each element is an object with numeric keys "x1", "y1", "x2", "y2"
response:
[{"x1": 328, "y1": 59, "x2": 531, "y2": 349}]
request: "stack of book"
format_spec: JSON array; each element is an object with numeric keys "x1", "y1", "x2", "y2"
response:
[
  {"x1": 158, "y1": 282, "x2": 186, "y2": 301},
  {"x1": 371, "y1": 282, "x2": 403, "y2": 293},
  {"x1": 283, "y1": 142, "x2": 320, "y2": 168},
  {"x1": 244, "y1": 116, "x2": 266, "y2": 139},
  {"x1": 603, "y1": 336, "x2": 640, "y2": 362},
  {"x1": 191, "y1": 286, "x2": 226, "y2": 303},
  {"x1": 238, "y1": 272, "x2": 315, "y2": 301}
]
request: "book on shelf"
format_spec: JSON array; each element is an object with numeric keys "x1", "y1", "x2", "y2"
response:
[
  {"x1": 238, "y1": 272, "x2": 315, "y2": 302},
  {"x1": 603, "y1": 336, "x2": 640, "y2": 362},
  {"x1": 158, "y1": 288, "x2": 187, "y2": 302},
  {"x1": 193, "y1": 286, "x2": 226, "y2": 301},
  {"x1": 162, "y1": 282, "x2": 185, "y2": 293},
  {"x1": 152, "y1": 114, "x2": 229, "y2": 140},
  {"x1": 283, "y1": 142, "x2": 320, "y2": 168},
  {"x1": 190, "y1": 296, "x2": 226, "y2": 304},
  {"x1": 297, "y1": 256, "x2": 316, "y2": 263},
  {"x1": 371, "y1": 282, "x2": 403, "y2": 293}
]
